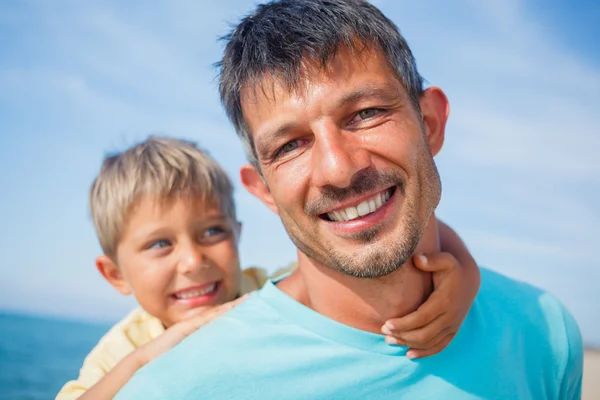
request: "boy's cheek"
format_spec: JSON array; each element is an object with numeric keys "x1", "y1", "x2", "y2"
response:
[
  {"x1": 226, "y1": 271, "x2": 243, "y2": 301},
  {"x1": 128, "y1": 273, "x2": 173, "y2": 317}
]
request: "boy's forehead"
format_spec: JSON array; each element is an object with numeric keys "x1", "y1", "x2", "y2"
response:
[
  {"x1": 117, "y1": 194, "x2": 234, "y2": 247},
  {"x1": 127, "y1": 194, "x2": 228, "y2": 222}
]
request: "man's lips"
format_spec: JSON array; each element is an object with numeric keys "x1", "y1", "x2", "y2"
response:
[
  {"x1": 320, "y1": 187, "x2": 396, "y2": 222},
  {"x1": 171, "y1": 282, "x2": 219, "y2": 300}
]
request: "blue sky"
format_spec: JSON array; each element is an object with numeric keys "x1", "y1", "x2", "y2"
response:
[{"x1": 0, "y1": 0, "x2": 598, "y2": 347}]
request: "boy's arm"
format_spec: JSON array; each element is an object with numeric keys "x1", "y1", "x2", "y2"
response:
[
  {"x1": 75, "y1": 352, "x2": 145, "y2": 400},
  {"x1": 56, "y1": 360, "x2": 109, "y2": 400},
  {"x1": 70, "y1": 298, "x2": 245, "y2": 400},
  {"x1": 381, "y1": 219, "x2": 480, "y2": 358},
  {"x1": 56, "y1": 326, "x2": 132, "y2": 400}
]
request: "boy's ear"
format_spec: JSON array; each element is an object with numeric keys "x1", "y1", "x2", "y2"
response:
[
  {"x1": 96, "y1": 255, "x2": 132, "y2": 296},
  {"x1": 419, "y1": 87, "x2": 450, "y2": 157},
  {"x1": 240, "y1": 163, "x2": 278, "y2": 215}
]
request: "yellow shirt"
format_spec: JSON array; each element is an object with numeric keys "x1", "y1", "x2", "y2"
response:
[{"x1": 56, "y1": 265, "x2": 294, "y2": 400}]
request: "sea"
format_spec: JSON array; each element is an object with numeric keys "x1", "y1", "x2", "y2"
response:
[{"x1": 0, "y1": 312, "x2": 112, "y2": 400}]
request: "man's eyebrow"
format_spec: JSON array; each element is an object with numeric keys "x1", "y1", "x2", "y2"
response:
[
  {"x1": 337, "y1": 85, "x2": 401, "y2": 108},
  {"x1": 256, "y1": 121, "x2": 300, "y2": 158}
]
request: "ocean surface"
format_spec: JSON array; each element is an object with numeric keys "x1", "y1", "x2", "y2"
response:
[{"x1": 0, "y1": 312, "x2": 112, "y2": 400}]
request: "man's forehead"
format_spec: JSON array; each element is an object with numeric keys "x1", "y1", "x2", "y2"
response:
[{"x1": 240, "y1": 45, "x2": 399, "y2": 111}]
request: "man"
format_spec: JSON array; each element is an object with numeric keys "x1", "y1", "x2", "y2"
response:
[{"x1": 115, "y1": 1, "x2": 583, "y2": 398}]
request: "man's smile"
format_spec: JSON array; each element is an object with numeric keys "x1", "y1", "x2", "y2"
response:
[
  {"x1": 323, "y1": 187, "x2": 395, "y2": 222},
  {"x1": 318, "y1": 186, "x2": 400, "y2": 236}
]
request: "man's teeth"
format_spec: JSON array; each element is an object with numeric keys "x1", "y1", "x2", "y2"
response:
[
  {"x1": 175, "y1": 283, "x2": 217, "y2": 300},
  {"x1": 327, "y1": 189, "x2": 392, "y2": 222}
]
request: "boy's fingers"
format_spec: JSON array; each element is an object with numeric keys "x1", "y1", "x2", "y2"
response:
[
  {"x1": 392, "y1": 315, "x2": 449, "y2": 347},
  {"x1": 178, "y1": 294, "x2": 250, "y2": 335},
  {"x1": 385, "y1": 336, "x2": 407, "y2": 347},
  {"x1": 383, "y1": 293, "x2": 444, "y2": 332},
  {"x1": 404, "y1": 323, "x2": 454, "y2": 350},
  {"x1": 413, "y1": 252, "x2": 459, "y2": 273},
  {"x1": 385, "y1": 324, "x2": 451, "y2": 349},
  {"x1": 406, "y1": 334, "x2": 454, "y2": 359}
]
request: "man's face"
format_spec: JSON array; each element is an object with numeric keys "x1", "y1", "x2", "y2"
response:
[{"x1": 241, "y1": 46, "x2": 443, "y2": 278}]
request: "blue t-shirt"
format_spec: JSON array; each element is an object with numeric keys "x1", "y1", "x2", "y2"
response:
[{"x1": 115, "y1": 268, "x2": 583, "y2": 399}]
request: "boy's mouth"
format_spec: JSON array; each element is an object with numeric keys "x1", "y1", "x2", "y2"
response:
[{"x1": 171, "y1": 282, "x2": 219, "y2": 300}]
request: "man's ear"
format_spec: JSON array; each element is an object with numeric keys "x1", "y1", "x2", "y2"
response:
[
  {"x1": 240, "y1": 163, "x2": 279, "y2": 215},
  {"x1": 96, "y1": 255, "x2": 132, "y2": 296},
  {"x1": 419, "y1": 87, "x2": 450, "y2": 157}
]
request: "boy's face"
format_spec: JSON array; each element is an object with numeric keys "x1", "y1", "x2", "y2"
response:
[{"x1": 98, "y1": 196, "x2": 242, "y2": 327}]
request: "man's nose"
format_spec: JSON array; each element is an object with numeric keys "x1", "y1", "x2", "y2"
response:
[{"x1": 311, "y1": 122, "x2": 371, "y2": 188}]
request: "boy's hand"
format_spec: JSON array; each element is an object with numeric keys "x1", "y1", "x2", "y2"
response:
[
  {"x1": 381, "y1": 253, "x2": 480, "y2": 359},
  {"x1": 134, "y1": 294, "x2": 249, "y2": 367}
]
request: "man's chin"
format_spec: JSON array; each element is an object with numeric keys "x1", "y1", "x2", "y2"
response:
[
  {"x1": 328, "y1": 256, "x2": 405, "y2": 279},
  {"x1": 318, "y1": 223, "x2": 388, "y2": 248},
  {"x1": 321, "y1": 246, "x2": 409, "y2": 279},
  {"x1": 322, "y1": 231, "x2": 419, "y2": 278}
]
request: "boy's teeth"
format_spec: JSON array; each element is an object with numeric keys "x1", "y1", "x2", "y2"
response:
[
  {"x1": 327, "y1": 189, "x2": 392, "y2": 222},
  {"x1": 175, "y1": 283, "x2": 217, "y2": 299}
]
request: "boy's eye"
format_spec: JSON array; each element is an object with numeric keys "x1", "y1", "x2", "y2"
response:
[
  {"x1": 199, "y1": 225, "x2": 231, "y2": 245},
  {"x1": 148, "y1": 239, "x2": 171, "y2": 249},
  {"x1": 205, "y1": 226, "x2": 225, "y2": 237}
]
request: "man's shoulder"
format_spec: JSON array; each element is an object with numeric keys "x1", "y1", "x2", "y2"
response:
[
  {"x1": 478, "y1": 267, "x2": 573, "y2": 319},
  {"x1": 164, "y1": 292, "x2": 278, "y2": 354},
  {"x1": 478, "y1": 267, "x2": 569, "y2": 323},
  {"x1": 478, "y1": 267, "x2": 543, "y2": 298},
  {"x1": 477, "y1": 267, "x2": 583, "y2": 365},
  {"x1": 115, "y1": 293, "x2": 281, "y2": 398}
]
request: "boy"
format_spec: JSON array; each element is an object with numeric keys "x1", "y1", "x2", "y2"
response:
[{"x1": 57, "y1": 136, "x2": 480, "y2": 399}]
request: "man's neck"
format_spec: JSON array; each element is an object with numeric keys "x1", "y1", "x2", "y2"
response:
[{"x1": 278, "y1": 216, "x2": 440, "y2": 333}]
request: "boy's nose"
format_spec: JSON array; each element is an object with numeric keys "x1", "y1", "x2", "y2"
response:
[{"x1": 178, "y1": 245, "x2": 206, "y2": 274}]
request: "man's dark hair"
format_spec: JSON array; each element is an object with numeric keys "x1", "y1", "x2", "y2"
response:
[{"x1": 217, "y1": 0, "x2": 424, "y2": 165}]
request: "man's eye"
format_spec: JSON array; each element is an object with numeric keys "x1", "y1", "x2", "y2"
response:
[
  {"x1": 148, "y1": 239, "x2": 171, "y2": 249},
  {"x1": 348, "y1": 108, "x2": 386, "y2": 126},
  {"x1": 280, "y1": 141, "x2": 299, "y2": 154},
  {"x1": 357, "y1": 108, "x2": 380, "y2": 120},
  {"x1": 274, "y1": 140, "x2": 300, "y2": 159}
]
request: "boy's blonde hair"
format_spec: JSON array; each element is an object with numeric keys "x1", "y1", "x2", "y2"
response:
[{"x1": 89, "y1": 136, "x2": 236, "y2": 260}]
